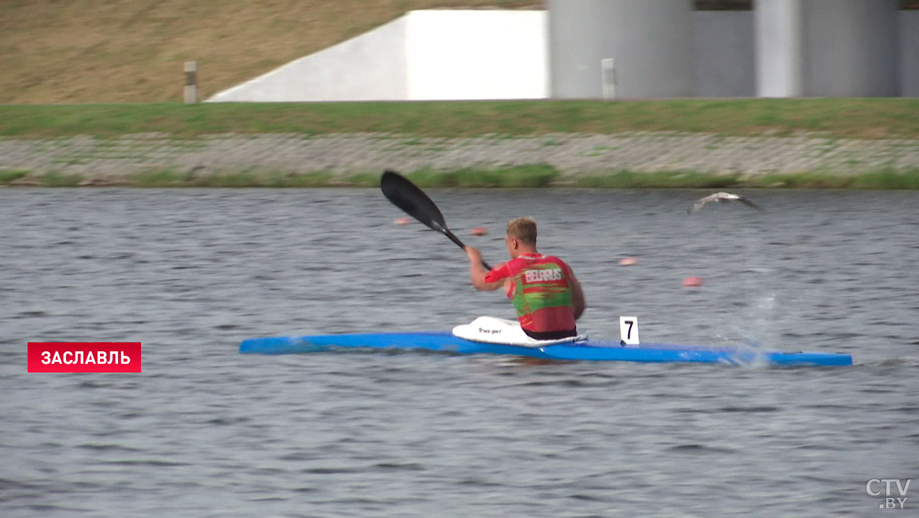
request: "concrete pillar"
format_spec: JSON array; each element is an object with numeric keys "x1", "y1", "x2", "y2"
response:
[
  {"x1": 755, "y1": 0, "x2": 803, "y2": 97},
  {"x1": 548, "y1": 0, "x2": 694, "y2": 99}
]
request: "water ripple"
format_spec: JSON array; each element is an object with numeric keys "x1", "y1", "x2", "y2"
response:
[{"x1": 1, "y1": 189, "x2": 917, "y2": 518}]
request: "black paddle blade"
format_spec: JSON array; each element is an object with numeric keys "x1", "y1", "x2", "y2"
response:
[
  {"x1": 381, "y1": 170, "x2": 448, "y2": 233},
  {"x1": 381, "y1": 170, "x2": 489, "y2": 270}
]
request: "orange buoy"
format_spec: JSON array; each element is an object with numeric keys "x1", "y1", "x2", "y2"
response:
[
  {"x1": 618, "y1": 257, "x2": 638, "y2": 266},
  {"x1": 394, "y1": 217, "x2": 412, "y2": 226},
  {"x1": 470, "y1": 227, "x2": 488, "y2": 236},
  {"x1": 682, "y1": 276, "x2": 704, "y2": 287}
]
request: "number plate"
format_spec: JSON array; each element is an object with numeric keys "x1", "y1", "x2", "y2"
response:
[{"x1": 619, "y1": 316, "x2": 640, "y2": 345}]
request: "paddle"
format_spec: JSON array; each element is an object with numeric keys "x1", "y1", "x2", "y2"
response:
[{"x1": 381, "y1": 170, "x2": 491, "y2": 270}]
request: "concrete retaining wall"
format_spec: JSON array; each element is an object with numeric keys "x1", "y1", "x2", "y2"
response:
[
  {"x1": 209, "y1": 4, "x2": 917, "y2": 102},
  {"x1": 406, "y1": 11, "x2": 547, "y2": 100},
  {"x1": 209, "y1": 11, "x2": 547, "y2": 102},
  {"x1": 210, "y1": 17, "x2": 408, "y2": 102}
]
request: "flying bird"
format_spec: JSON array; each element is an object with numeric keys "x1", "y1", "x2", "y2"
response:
[{"x1": 688, "y1": 192, "x2": 762, "y2": 214}]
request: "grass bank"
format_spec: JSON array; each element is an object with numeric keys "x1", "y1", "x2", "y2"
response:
[
  {"x1": 4, "y1": 166, "x2": 919, "y2": 190},
  {"x1": 2, "y1": 99, "x2": 919, "y2": 140}
]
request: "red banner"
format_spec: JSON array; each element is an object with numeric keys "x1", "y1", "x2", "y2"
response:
[{"x1": 28, "y1": 342, "x2": 142, "y2": 373}]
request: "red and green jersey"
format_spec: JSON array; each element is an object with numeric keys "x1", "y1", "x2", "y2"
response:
[{"x1": 484, "y1": 253, "x2": 577, "y2": 335}]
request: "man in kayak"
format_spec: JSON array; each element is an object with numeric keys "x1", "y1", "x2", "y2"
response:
[{"x1": 465, "y1": 217, "x2": 586, "y2": 340}]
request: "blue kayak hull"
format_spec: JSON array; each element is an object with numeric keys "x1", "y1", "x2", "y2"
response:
[{"x1": 239, "y1": 331, "x2": 852, "y2": 366}]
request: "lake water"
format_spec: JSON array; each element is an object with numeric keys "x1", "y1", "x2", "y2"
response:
[{"x1": 1, "y1": 188, "x2": 917, "y2": 517}]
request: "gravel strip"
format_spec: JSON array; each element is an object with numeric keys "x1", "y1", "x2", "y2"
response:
[{"x1": 2, "y1": 133, "x2": 918, "y2": 179}]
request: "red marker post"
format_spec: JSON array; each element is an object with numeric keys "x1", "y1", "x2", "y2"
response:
[{"x1": 27, "y1": 342, "x2": 142, "y2": 373}]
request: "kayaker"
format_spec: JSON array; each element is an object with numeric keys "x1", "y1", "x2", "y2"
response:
[{"x1": 465, "y1": 217, "x2": 586, "y2": 340}]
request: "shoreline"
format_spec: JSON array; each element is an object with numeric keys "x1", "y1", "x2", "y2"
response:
[{"x1": 2, "y1": 132, "x2": 919, "y2": 189}]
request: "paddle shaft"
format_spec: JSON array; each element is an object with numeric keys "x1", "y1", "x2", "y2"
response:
[
  {"x1": 441, "y1": 226, "x2": 491, "y2": 271},
  {"x1": 438, "y1": 225, "x2": 469, "y2": 251}
]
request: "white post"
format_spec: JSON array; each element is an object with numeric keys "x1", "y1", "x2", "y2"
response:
[
  {"x1": 601, "y1": 58, "x2": 616, "y2": 100},
  {"x1": 184, "y1": 61, "x2": 198, "y2": 104}
]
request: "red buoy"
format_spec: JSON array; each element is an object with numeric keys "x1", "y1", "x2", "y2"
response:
[{"x1": 682, "y1": 276, "x2": 704, "y2": 287}]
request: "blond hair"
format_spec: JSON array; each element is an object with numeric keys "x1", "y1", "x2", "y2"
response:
[{"x1": 507, "y1": 217, "x2": 537, "y2": 246}]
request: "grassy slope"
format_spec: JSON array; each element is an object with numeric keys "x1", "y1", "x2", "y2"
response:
[
  {"x1": 2, "y1": 99, "x2": 919, "y2": 140},
  {"x1": 0, "y1": 0, "x2": 538, "y2": 104}
]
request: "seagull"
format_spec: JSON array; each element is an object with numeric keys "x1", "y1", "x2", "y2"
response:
[{"x1": 688, "y1": 192, "x2": 762, "y2": 214}]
